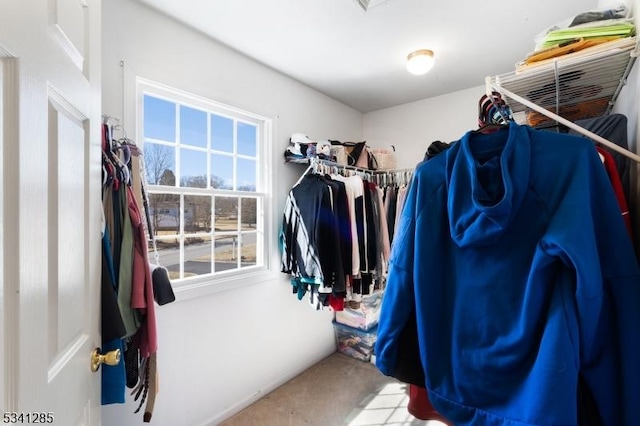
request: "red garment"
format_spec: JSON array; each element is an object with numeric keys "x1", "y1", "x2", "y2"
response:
[
  {"x1": 407, "y1": 385, "x2": 451, "y2": 424},
  {"x1": 329, "y1": 294, "x2": 345, "y2": 311},
  {"x1": 597, "y1": 147, "x2": 633, "y2": 240},
  {"x1": 128, "y1": 185, "x2": 158, "y2": 357}
]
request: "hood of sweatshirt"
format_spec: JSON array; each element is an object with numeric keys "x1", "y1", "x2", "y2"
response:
[{"x1": 445, "y1": 122, "x2": 531, "y2": 248}]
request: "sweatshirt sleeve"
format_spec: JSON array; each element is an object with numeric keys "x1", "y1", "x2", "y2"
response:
[
  {"x1": 375, "y1": 180, "x2": 419, "y2": 377},
  {"x1": 280, "y1": 192, "x2": 296, "y2": 275},
  {"x1": 542, "y1": 142, "x2": 640, "y2": 426}
]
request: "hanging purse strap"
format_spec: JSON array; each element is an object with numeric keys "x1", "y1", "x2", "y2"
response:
[
  {"x1": 138, "y1": 150, "x2": 175, "y2": 306},
  {"x1": 137, "y1": 150, "x2": 161, "y2": 265}
]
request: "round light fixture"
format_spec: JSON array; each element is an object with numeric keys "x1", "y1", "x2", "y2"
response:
[{"x1": 406, "y1": 49, "x2": 435, "y2": 75}]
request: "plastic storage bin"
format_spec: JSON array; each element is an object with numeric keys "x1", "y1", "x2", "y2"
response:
[
  {"x1": 335, "y1": 291, "x2": 383, "y2": 331},
  {"x1": 334, "y1": 321, "x2": 377, "y2": 362}
]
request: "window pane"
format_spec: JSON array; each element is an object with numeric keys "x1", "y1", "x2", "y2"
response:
[
  {"x1": 237, "y1": 158, "x2": 256, "y2": 192},
  {"x1": 148, "y1": 193, "x2": 180, "y2": 235},
  {"x1": 237, "y1": 122, "x2": 257, "y2": 157},
  {"x1": 210, "y1": 154, "x2": 233, "y2": 189},
  {"x1": 165, "y1": 268, "x2": 182, "y2": 281},
  {"x1": 240, "y1": 237, "x2": 257, "y2": 268},
  {"x1": 185, "y1": 195, "x2": 212, "y2": 233},
  {"x1": 214, "y1": 197, "x2": 238, "y2": 232},
  {"x1": 180, "y1": 148, "x2": 207, "y2": 188},
  {"x1": 184, "y1": 237, "x2": 213, "y2": 277},
  {"x1": 214, "y1": 235, "x2": 239, "y2": 273},
  {"x1": 144, "y1": 95, "x2": 175, "y2": 141},
  {"x1": 157, "y1": 238, "x2": 181, "y2": 281},
  {"x1": 180, "y1": 105, "x2": 207, "y2": 148},
  {"x1": 240, "y1": 198, "x2": 257, "y2": 231},
  {"x1": 211, "y1": 114, "x2": 233, "y2": 153},
  {"x1": 144, "y1": 143, "x2": 175, "y2": 185}
]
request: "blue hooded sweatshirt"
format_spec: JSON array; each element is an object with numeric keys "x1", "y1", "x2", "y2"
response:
[{"x1": 375, "y1": 123, "x2": 640, "y2": 425}]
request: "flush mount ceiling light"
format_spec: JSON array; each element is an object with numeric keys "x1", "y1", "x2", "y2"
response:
[{"x1": 406, "y1": 49, "x2": 435, "y2": 75}]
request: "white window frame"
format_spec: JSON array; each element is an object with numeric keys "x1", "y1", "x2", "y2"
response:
[{"x1": 136, "y1": 78, "x2": 274, "y2": 298}]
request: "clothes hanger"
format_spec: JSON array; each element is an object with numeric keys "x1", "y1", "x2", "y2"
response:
[
  {"x1": 476, "y1": 91, "x2": 514, "y2": 134},
  {"x1": 293, "y1": 162, "x2": 314, "y2": 188},
  {"x1": 102, "y1": 152, "x2": 118, "y2": 190},
  {"x1": 474, "y1": 122, "x2": 508, "y2": 134}
]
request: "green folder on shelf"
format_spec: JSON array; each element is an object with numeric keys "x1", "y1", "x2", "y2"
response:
[{"x1": 541, "y1": 22, "x2": 635, "y2": 48}]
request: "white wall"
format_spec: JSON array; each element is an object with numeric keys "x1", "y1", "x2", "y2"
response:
[
  {"x1": 363, "y1": 85, "x2": 482, "y2": 169},
  {"x1": 101, "y1": 1, "x2": 363, "y2": 425}
]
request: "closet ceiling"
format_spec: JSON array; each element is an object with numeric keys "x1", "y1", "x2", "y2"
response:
[{"x1": 136, "y1": 0, "x2": 599, "y2": 113}]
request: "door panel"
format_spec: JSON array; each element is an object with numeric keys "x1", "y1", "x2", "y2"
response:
[
  {"x1": 47, "y1": 93, "x2": 89, "y2": 372},
  {"x1": 48, "y1": 0, "x2": 88, "y2": 71},
  {"x1": 1, "y1": 2, "x2": 101, "y2": 425}
]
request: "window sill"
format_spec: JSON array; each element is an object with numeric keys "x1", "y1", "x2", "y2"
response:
[{"x1": 170, "y1": 267, "x2": 280, "y2": 302}]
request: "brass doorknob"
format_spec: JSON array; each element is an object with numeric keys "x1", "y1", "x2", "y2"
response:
[{"x1": 91, "y1": 348, "x2": 121, "y2": 372}]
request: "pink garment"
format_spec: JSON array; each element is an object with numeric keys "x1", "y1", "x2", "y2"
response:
[
  {"x1": 394, "y1": 185, "x2": 408, "y2": 237},
  {"x1": 375, "y1": 187, "x2": 391, "y2": 265},
  {"x1": 127, "y1": 185, "x2": 158, "y2": 357}
]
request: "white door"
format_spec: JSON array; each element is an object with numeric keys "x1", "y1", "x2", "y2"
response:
[{"x1": 1, "y1": 1, "x2": 102, "y2": 425}]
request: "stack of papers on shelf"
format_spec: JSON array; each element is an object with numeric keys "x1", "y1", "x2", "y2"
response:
[
  {"x1": 515, "y1": 36, "x2": 637, "y2": 73},
  {"x1": 523, "y1": 36, "x2": 622, "y2": 66}
]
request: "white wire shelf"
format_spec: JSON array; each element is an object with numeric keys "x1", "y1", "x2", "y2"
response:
[{"x1": 490, "y1": 36, "x2": 639, "y2": 124}]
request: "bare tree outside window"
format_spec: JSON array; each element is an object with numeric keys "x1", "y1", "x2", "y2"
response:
[
  {"x1": 143, "y1": 144, "x2": 178, "y2": 237},
  {"x1": 144, "y1": 144, "x2": 173, "y2": 185},
  {"x1": 241, "y1": 198, "x2": 257, "y2": 229},
  {"x1": 184, "y1": 191, "x2": 212, "y2": 233},
  {"x1": 210, "y1": 174, "x2": 230, "y2": 190}
]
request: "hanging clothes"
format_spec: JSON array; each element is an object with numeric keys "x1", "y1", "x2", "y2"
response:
[
  {"x1": 374, "y1": 186, "x2": 391, "y2": 276},
  {"x1": 569, "y1": 113, "x2": 632, "y2": 212},
  {"x1": 280, "y1": 173, "x2": 346, "y2": 309},
  {"x1": 375, "y1": 122, "x2": 640, "y2": 425},
  {"x1": 331, "y1": 174, "x2": 363, "y2": 276},
  {"x1": 596, "y1": 146, "x2": 632, "y2": 238},
  {"x1": 127, "y1": 182, "x2": 158, "y2": 358},
  {"x1": 101, "y1": 121, "x2": 160, "y2": 422},
  {"x1": 384, "y1": 185, "x2": 397, "y2": 242},
  {"x1": 392, "y1": 184, "x2": 409, "y2": 238},
  {"x1": 101, "y1": 230, "x2": 127, "y2": 405},
  {"x1": 101, "y1": 124, "x2": 128, "y2": 406},
  {"x1": 281, "y1": 163, "x2": 409, "y2": 309},
  {"x1": 118, "y1": 183, "x2": 142, "y2": 337}
]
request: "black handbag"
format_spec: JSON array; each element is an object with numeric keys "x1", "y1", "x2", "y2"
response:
[{"x1": 151, "y1": 264, "x2": 175, "y2": 305}]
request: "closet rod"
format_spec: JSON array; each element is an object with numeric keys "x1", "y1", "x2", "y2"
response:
[
  {"x1": 308, "y1": 157, "x2": 414, "y2": 175},
  {"x1": 486, "y1": 77, "x2": 640, "y2": 164}
]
